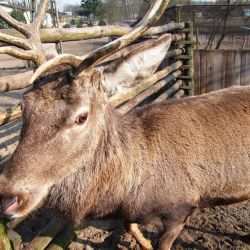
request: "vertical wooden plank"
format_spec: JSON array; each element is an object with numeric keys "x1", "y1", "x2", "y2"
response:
[
  {"x1": 206, "y1": 50, "x2": 225, "y2": 91},
  {"x1": 206, "y1": 50, "x2": 215, "y2": 93},
  {"x1": 225, "y1": 50, "x2": 241, "y2": 87},
  {"x1": 214, "y1": 50, "x2": 225, "y2": 91},
  {"x1": 199, "y1": 49, "x2": 207, "y2": 94},
  {"x1": 240, "y1": 50, "x2": 250, "y2": 86},
  {"x1": 194, "y1": 49, "x2": 249, "y2": 94},
  {"x1": 193, "y1": 50, "x2": 200, "y2": 95}
]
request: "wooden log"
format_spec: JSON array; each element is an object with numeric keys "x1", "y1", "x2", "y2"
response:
[
  {"x1": 165, "y1": 49, "x2": 184, "y2": 59},
  {"x1": 172, "y1": 89, "x2": 185, "y2": 99},
  {"x1": 0, "y1": 71, "x2": 33, "y2": 93},
  {"x1": 171, "y1": 33, "x2": 186, "y2": 42},
  {"x1": 153, "y1": 80, "x2": 183, "y2": 103},
  {"x1": 24, "y1": 217, "x2": 65, "y2": 250},
  {"x1": 0, "y1": 219, "x2": 12, "y2": 250},
  {"x1": 119, "y1": 72, "x2": 182, "y2": 113},
  {"x1": 0, "y1": 22, "x2": 186, "y2": 46},
  {"x1": 7, "y1": 229, "x2": 22, "y2": 250},
  {"x1": 0, "y1": 104, "x2": 22, "y2": 126},
  {"x1": 109, "y1": 61, "x2": 183, "y2": 108},
  {"x1": 46, "y1": 226, "x2": 75, "y2": 250}
]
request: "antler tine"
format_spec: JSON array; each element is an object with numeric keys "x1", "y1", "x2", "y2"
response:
[
  {"x1": 30, "y1": 0, "x2": 170, "y2": 84},
  {"x1": 30, "y1": 54, "x2": 84, "y2": 84}
]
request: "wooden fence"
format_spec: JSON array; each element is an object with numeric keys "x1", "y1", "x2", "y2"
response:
[{"x1": 194, "y1": 49, "x2": 250, "y2": 95}]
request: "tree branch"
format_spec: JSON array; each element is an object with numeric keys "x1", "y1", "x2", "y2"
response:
[
  {"x1": 33, "y1": 0, "x2": 50, "y2": 29},
  {"x1": 0, "y1": 71, "x2": 33, "y2": 93},
  {"x1": 0, "y1": 47, "x2": 34, "y2": 61},
  {"x1": 0, "y1": 6, "x2": 29, "y2": 37},
  {"x1": 0, "y1": 32, "x2": 31, "y2": 49},
  {"x1": 153, "y1": 80, "x2": 183, "y2": 103},
  {"x1": 0, "y1": 0, "x2": 50, "y2": 66},
  {"x1": 0, "y1": 104, "x2": 22, "y2": 126},
  {"x1": 119, "y1": 73, "x2": 182, "y2": 113}
]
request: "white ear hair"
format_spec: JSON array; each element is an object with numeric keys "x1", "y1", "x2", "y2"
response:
[{"x1": 103, "y1": 34, "x2": 172, "y2": 95}]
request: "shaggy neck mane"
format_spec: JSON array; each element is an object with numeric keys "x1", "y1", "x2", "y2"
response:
[{"x1": 46, "y1": 107, "x2": 143, "y2": 224}]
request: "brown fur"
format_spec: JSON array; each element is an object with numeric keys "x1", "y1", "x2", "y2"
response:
[{"x1": 0, "y1": 67, "x2": 249, "y2": 249}]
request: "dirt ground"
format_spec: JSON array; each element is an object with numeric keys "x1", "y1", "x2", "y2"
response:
[{"x1": 0, "y1": 39, "x2": 249, "y2": 250}]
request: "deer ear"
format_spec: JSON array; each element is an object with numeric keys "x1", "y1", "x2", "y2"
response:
[
  {"x1": 103, "y1": 34, "x2": 172, "y2": 95},
  {"x1": 88, "y1": 69, "x2": 108, "y2": 105}
]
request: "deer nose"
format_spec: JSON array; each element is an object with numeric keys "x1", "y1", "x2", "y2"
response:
[{"x1": 0, "y1": 196, "x2": 21, "y2": 217}]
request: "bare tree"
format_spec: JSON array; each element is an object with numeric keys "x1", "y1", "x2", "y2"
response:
[
  {"x1": 215, "y1": 0, "x2": 231, "y2": 49},
  {"x1": 0, "y1": 0, "x2": 50, "y2": 66}
]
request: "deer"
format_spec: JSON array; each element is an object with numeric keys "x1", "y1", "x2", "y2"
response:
[{"x1": 0, "y1": 0, "x2": 249, "y2": 249}]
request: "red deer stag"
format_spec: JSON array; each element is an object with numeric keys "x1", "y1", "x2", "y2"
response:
[{"x1": 0, "y1": 0, "x2": 249, "y2": 249}]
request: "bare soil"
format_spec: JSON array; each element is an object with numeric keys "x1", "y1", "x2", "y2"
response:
[{"x1": 0, "y1": 39, "x2": 249, "y2": 250}]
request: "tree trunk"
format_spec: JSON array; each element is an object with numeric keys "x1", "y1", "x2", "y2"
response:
[{"x1": 215, "y1": 0, "x2": 231, "y2": 49}]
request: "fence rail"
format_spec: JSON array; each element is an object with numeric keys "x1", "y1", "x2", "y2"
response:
[{"x1": 194, "y1": 49, "x2": 250, "y2": 95}]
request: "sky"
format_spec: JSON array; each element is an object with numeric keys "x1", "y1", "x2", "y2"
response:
[{"x1": 56, "y1": 0, "x2": 80, "y2": 11}]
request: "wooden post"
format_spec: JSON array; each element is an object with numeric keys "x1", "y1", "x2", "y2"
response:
[
  {"x1": 196, "y1": 26, "x2": 199, "y2": 49},
  {"x1": 184, "y1": 22, "x2": 195, "y2": 96},
  {"x1": 31, "y1": 0, "x2": 37, "y2": 22},
  {"x1": 24, "y1": 217, "x2": 65, "y2": 250},
  {"x1": 50, "y1": 0, "x2": 63, "y2": 54},
  {"x1": 175, "y1": 6, "x2": 181, "y2": 23}
]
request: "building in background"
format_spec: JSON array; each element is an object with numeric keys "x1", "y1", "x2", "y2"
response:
[{"x1": 0, "y1": 0, "x2": 53, "y2": 27}]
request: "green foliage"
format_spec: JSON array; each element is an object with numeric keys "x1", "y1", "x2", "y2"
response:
[
  {"x1": 63, "y1": 23, "x2": 71, "y2": 28},
  {"x1": 0, "y1": 20, "x2": 8, "y2": 29},
  {"x1": 10, "y1": 9, "x2": 26, "y2": 23},
  {"x1": 77, "y1": 19, "x2": 84, "y2": 28},
  {"x1": 81, "y1": 0, "x2": 102, "y2": 17},
  {"x1": 94, "y1": 2, "x2": 106, "y2": 19},
  {"x1": 0, "y1": 9, "x2": 26, "y2": 29},
  {"x1": 87, "y1": 20, "x2": 94, "y2": 27},
  {"x1": 98, "y1": 19, "x2": 106, "y2": 26},
  {"x1": 70, "y1": 18, "x2": 76, "y2": 25}
]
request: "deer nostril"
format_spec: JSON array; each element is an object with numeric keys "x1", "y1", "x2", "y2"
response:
[{"x1": 0, "y1": 196, "x2": 21, "y2": 217}]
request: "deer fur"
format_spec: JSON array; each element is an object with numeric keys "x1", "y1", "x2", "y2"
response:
[{"x1": 0, "y1": 35, "x2": 249, "y2": 249}]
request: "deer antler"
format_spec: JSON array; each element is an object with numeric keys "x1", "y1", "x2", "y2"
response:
[
  {"x1": 30, "y1": 0, "x2": 170, "y2": 84},
  {"x1": 0, "y1": 0, "x2": 50, "y2": 66}
]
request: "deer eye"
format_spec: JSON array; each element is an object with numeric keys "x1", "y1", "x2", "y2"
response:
[{"x1": 76, "y1": 113, "x2": 88, "y2": 125}]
